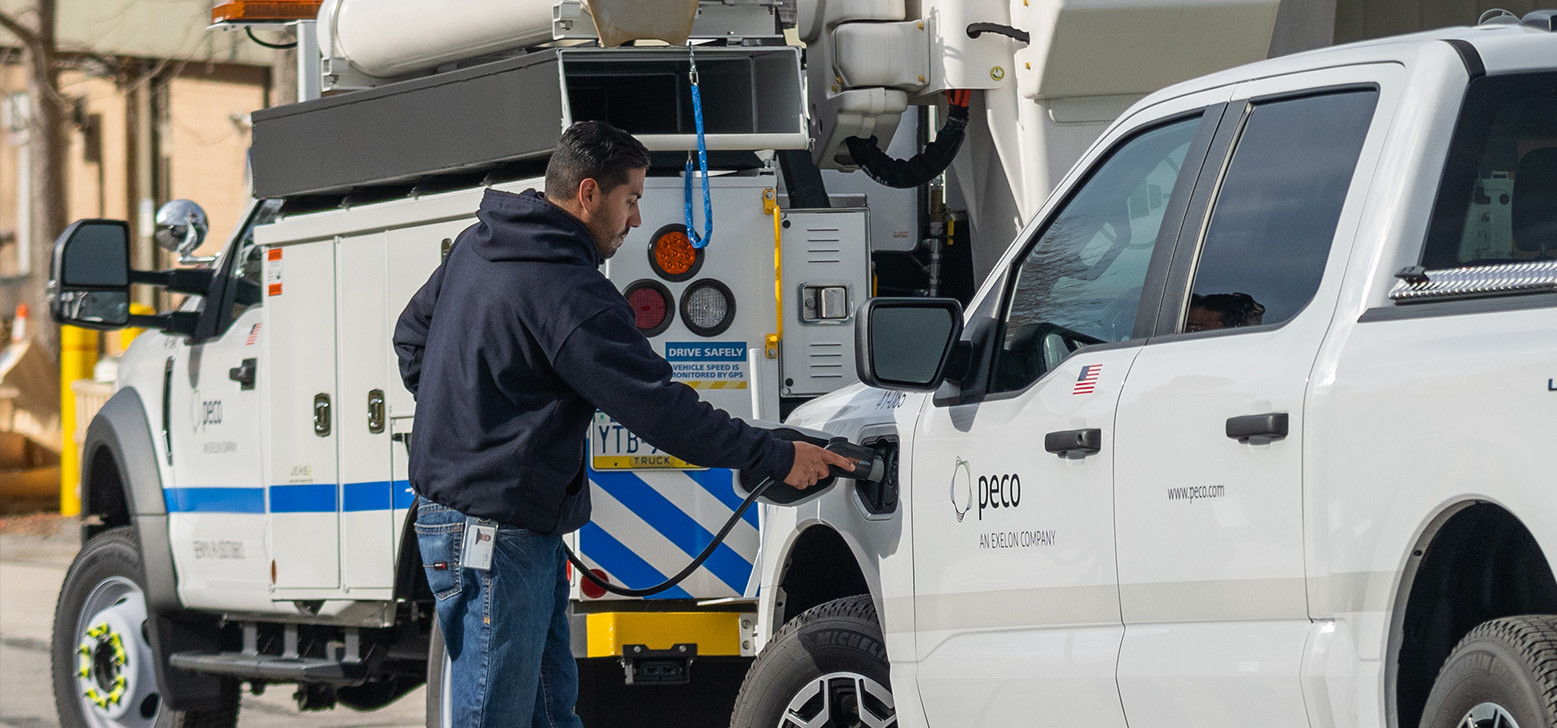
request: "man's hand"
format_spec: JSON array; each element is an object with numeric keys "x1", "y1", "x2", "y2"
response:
[{"x1": 784, "y1": 441, "x2": 857, "y2": 488}]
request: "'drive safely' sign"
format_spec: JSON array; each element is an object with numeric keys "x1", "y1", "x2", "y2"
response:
[
  {"x1": 665, "y1": 342, "x2": 749, "y2": 386},
  {"x1": 665, "y1": 342, "x2": 746, "y2": 361}
]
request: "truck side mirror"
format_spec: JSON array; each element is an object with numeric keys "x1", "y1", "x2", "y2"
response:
[
  {"x1": 50, "y1": 220, "x2": 132, "y2": 329},
  {"x1": 154, "y1": 199, "x2": 215, "y2": 265},
  {"x1": 49, "y1": 218, "x2": 207, "y2": 337},
  {"x1": 855, "y1": 297, "x2": 964, "y2": 392}
]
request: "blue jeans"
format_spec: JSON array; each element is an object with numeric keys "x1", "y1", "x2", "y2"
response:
[{"x1": 414, "y1": 497, "x2": 583, "y2": 728}]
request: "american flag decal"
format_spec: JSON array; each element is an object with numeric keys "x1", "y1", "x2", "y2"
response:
[
  {"x1": 1073, "y1": 364, "x2": 1102, "y2": 395},
  {"x1": 245, "y1": 323, "x2": 262, "y2": 346}
]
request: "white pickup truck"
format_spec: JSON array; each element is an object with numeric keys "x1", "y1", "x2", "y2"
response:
[{"x1": 729, "y1": 13, "x2": 1557, "y2": 728}]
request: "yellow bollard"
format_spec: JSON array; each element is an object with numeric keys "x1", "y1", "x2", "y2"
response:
[
  {"x1": 59, "y1": 325, "x2": 96, "y2": 516},
  {"x1": 119, "y1": 304, "x2": 154, "y2": 352}
]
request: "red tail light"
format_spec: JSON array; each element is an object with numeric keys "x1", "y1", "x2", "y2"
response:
[
  {"x1": 624, "y1": 280, "x2": 673, "y2": 337},
  {"x1": 580, "y1": 569, "x2": 610, "y2": 599}
]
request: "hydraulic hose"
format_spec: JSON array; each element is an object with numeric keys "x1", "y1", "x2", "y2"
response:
[{"x1": 844, "y1": 89, "x2": 972, "y2": 189}]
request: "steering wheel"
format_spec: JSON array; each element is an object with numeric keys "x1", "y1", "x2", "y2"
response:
[
  {"x1": 999, "y1": 321, "x2": 1106, "y2": 390},
  {"x1": 1029, "y1": 322, "x2": 1104, "y2": 372}
]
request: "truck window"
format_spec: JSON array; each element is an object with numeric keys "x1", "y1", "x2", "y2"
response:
[
  {"x1": 990, "y1": 116, "x2": 1201, "y2": 394},
  {"x1": 228, "y1": 198, "x2": 283, "y2": 321},
  {"x1": 1182, "y1": 89, "x2": 1377, "y2": 333},
  {"x1": 1422, "y1": 72, "x2": 1557, "y2": 270}
]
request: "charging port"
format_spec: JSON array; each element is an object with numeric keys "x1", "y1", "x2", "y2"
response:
[{"x1": 856, "y1": 437, "x2": 899, "y2": 515}]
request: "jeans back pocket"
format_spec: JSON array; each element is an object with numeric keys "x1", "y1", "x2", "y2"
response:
[{"x1": 414, "y1": 516, "x2": 465, "y2": 600}]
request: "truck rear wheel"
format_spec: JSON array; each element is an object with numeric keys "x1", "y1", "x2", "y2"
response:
[
  {"x1": 51, "y1": 527, "x2": 239, "y2": 728},
  {"x1": 1420, "y1": 616, "x2": 1557, "y2": 728},
  {"x1": 730, "y1": 594, "x2": 895, "y2": 728}
]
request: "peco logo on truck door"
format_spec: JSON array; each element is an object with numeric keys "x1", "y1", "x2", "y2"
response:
[
  {"x1": 949, "y1": 457, "x2": 1022, "y2": 522},
  {"x1": 950, "y1": 457, "x2": 1057, "y2": 551},
  {"x1": 191, "y1": 390, "x2": 222, "y2": 433}
]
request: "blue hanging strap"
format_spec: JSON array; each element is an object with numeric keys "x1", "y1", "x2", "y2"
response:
[{"x1": 685, "y1": 49, "x2": 713, "y2": 249}]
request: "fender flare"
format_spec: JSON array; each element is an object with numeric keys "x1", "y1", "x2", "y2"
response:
[
  {"x1": 80, "y1": 387, "x2": 230, "y2": 711},
  {"x1": 81, "y1": 387, "x2": 180, "y2": 612}
]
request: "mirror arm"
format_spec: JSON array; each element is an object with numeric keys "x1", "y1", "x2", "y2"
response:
[
  {"x1": 942, "y1": 341, "x2": 973, "y2": 384},
  {"x1": 128, "y1": 312, "x2": 199, "y2": 338},
  {"x1": 128, "y1": 268, "x2": 215, "y2": 297}
]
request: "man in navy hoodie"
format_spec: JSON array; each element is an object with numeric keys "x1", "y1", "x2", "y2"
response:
[{"x1": 394, "y1": 121, "x2": 850, "y2": 727}]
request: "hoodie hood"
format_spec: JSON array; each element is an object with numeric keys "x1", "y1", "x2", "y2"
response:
[{"x1": 471, "y1": 188, "x2": 602, "y2": 266}]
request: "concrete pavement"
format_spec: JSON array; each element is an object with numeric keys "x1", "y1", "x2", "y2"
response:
[{"x1": 0, "y1": 515, "x2": 425, "y2": 728}]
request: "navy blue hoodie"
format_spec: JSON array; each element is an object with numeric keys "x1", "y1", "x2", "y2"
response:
[{"x1": 394, "y1": 188, "x2": 795, "y2": 534}]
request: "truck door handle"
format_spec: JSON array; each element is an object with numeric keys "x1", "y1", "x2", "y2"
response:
[
  {"x1": 229, "y1": 358, "x2": 256, "y2": 390},
  {"x1": 1226, "y1": 412, "x2": 1288, "y2": 443},
  {"x1": 1045, "y1": 428, "x2": 1101, "y2": 457},
  {"x1": 313, "y1": 394, "x2": 331, "y2": 437},
  {"x1": 367, "y1": 389, "x2": 385, "y2": 434}
]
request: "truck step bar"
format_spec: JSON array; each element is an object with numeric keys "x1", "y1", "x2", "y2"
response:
[
  {"x1": 168, "y1": 651, "x2": 369, "y2": 686},
  {"x1": 168, "y1": 623, "x2": 373, "y2": 686}
]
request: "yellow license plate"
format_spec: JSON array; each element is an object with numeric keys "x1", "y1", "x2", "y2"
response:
[{"x1": 590, "y1": 413, "x2": 703, "y2": 470}]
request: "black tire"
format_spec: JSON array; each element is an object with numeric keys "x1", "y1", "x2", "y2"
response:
[
  {"x1": 1419, "y1": 616, "x2": 1557, "y2": 728},
  {"x1": 51, "y1": 527, "x2": 239, "y2": 728},
  {"x1": 730, "y1": 595, "x2": 895, "y2": 728},
  {"x1": 425, "y1": 613, "x2": 451, "y2": 728}
]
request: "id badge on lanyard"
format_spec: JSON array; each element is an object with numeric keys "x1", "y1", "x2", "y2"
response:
[{"x1": 463, "y1": 518, "x2": 497, "y2": 571}]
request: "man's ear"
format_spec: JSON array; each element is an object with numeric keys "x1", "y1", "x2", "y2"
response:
[{"x1": 577, "y1": 178, "x2": 601, "y2": 214}]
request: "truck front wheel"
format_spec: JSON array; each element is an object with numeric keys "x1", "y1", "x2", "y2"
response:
[
  {"x1": 1420, "y1": 616, "x2": 1557, "y2": 728},
  {"x1": 51, "y1": 527, "x2": 239, "y2": 728},
  {"x1": 730, "y1": 594, "x2": 895, "y2": 728}
]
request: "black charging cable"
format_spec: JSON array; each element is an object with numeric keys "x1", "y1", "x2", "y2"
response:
[
  {"x1": 561, "y1": 476, "x2": 775, "y2": 598},
  {"x1": 562, "y1": 436, "x2": 882, "y2": 598}
]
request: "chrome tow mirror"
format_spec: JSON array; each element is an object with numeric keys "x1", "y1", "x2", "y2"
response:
[{"x1": 154, "y1": 199, "x2": 215, "y2": 265}]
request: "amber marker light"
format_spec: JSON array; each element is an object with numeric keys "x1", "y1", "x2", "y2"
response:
[
  {"x1": 211, "y1": 1, "x2": 323, "y2": 24},
  {"x1": 648, "y1": 224, "x2": 704, "y2": 282}
]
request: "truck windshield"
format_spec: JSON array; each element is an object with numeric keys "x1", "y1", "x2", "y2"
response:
[
  {"x1": 1422, "y1": 72, "x2": 1557, "y2": 268},
  {"x1": 229, "y1": 198, "x2": 283, "y2": 319}
]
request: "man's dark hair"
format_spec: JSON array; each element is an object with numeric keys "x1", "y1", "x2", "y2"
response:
[
  {"x1": 544, "y1": 121, "x2": 651, "y2": 200},
  {"x1": 1190, "y1": 292, "x2": 1266, "y2": 329}
]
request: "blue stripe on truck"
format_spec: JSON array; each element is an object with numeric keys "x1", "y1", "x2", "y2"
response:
[
  {"x1": 164, "y1": 481, "x2": 415, "y2": 514},
  {"x1": 268, "y1": 484, "x2": 337, "y2": 513},
  {"x1": 164, "y1": 487, "x2": 265, "y2": 514}
]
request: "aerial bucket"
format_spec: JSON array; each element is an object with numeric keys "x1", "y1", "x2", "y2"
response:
[{"x1": 582, "y1": 0, "x2": 698, "y2": 47}]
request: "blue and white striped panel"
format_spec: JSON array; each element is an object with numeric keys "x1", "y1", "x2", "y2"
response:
[{"x1": 580, "y1": 467, "x2": 759, "y2": 600}]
